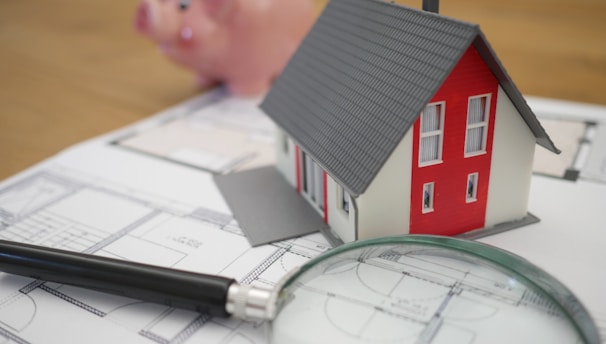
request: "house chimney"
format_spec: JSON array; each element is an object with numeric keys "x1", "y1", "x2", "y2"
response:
[{"x1": 422, "y1": 0, "x2": 439, "y2": 13}]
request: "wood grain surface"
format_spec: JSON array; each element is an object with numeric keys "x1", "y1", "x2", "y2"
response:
[{"x1": 1, "y1": 0, "x2": 604, "y2": 180}]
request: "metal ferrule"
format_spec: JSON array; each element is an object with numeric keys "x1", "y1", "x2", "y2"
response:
[{"x1": 226, "y1": 284, "x2": 275, "y2": 321}]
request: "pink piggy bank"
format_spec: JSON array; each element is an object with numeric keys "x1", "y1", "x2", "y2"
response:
[{"x1": 135, "y1": 0, "x2": 315, "y2": 95}]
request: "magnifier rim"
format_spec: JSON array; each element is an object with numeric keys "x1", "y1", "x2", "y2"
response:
[{"x1": 277, "y1": 234, "x2": 600, "y2": 344}]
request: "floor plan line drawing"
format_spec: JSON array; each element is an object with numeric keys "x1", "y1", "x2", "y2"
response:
[
  {"x1": 0, "y1": 326, "x2": 31, "y2": 344},
  {"x1": 0, "y1": 171, "x2": 81, "y2": 225},
  {"x1": 276, "y1": 251, "x2": 583, "y2": 343},
  {"x1": 0, "y1": 165, "x2": 330, "y2": 344},
  {"x1": 139, "y1": 312, "x2": 210, "y2": 344},
  {"x1": 362, "y1": 254, "x2": 563, "y2": 315},
  {"x1": 0, "y1": 88, "x2": 603, "y2": 343},
  {"x1": 37, "y1": 283, "x2": 107, "y2": 317},
  {"x1": 84, "y1": 210, "x2": 162, "y2": 255},
  {"x1": 117, "y1": 92, "x2": 276, "y2": 175},
  {"x1": 18, "y1": 280, "x2": 44, "y2": 295},
  {"x1": 240, "y1": 247, "x2": 289, "y2": 285}
]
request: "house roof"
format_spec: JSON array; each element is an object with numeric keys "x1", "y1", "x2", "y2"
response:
[{"x1": 260, "y1": 0, "x2": 559, "y2": 197}]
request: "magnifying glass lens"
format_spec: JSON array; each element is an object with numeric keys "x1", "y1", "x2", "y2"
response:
[{"x1": 268, "y1": 236, "x2": 599, "y2": 344}]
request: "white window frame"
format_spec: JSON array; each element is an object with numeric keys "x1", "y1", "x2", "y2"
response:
[
  {"x1": 466, "y1": 172, "x2": 479, "y2": 203},
  {"x1": 464, "y1": 94, "x2": 491, "y2": 157},
  {"x1": 422, "y1": 182, "x2": 435, "y2": 213},
  {"x1": 419, "y1": 102, "x2": 445, "y2": 166}
]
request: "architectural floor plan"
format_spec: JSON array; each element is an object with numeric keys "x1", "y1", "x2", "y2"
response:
[
  {"x1": 0, "y1": 141, "x2": 330, "y2": 343},
  {"x1": 0, "y1": 89, "x2": 604, "y2": 343},
  {"x1": 273, "y1": 248, "x2": 584, "y2": 343}
]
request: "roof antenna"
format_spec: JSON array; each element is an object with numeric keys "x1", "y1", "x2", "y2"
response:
[{"x1": 422, "y1": 0, "x2": 439, "y2": 13}]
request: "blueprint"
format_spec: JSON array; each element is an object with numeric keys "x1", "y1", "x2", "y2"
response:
[
  {"x1": 273, "y1": 246, "x2": 585, "y2": 343},
  {"x1": 528, "y1": 96, "x2": 606, "y2": 184},
  {"x1": 0, "y1": 133, "x2": 330, "y2": 343},
  {"x1": 0, "y1": 89, "x2": 604, "y2": 343}
]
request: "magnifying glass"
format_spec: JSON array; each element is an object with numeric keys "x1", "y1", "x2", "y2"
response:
[{"x1": 0, "y1": 236, "x2": 600, "y2": 343}]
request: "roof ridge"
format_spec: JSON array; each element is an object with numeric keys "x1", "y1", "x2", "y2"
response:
[{"x1": 353, "y1": 0, "x2": 480, "y2": 31}]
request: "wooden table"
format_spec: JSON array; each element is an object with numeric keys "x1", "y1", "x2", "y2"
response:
[{"x1": 1, "y1": 0, "x2": 605, "y2": 181}]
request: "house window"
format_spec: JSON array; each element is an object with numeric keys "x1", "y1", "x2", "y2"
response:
[
  {"x1": 339, "y1": 186, "x2": 351, "y2": 214},
  {"x1": 301, "y1": 151, "x2": 325, "y2": 211},
  {"x1": 301, "y1": 151, "x2": 308, "y2": 193},
  {"x1": 422, "y1": 182, "x2": 434, "y2": 213},
  {"x1": 466, "y1": 173, "x2": 478, "y2": 202},
  {"x1": 281, "y1": 133, "x2": 289, "y2": 154},
  {"x1": 465, "y1": 95, "x2": 490, "y2": 156},
  {"x1": 419, "y1": 102, "x2": 444, "y2": 165}
]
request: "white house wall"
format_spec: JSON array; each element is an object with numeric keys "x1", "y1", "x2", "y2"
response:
[
  {"x1": 485, "y1": 87, "x2": 536, "y2": 227},
  {"x1": 356, "y1": 130, "x2": 414, "y2": 241}
]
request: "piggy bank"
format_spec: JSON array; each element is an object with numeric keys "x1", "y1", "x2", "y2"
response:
[{"x1": 135, "y1": 0, "x2": 315, "y2": 95}]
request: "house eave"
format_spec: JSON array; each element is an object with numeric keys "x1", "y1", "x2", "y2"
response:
[{"x1": 472, "y1": 34, "x2": 561, "y2": 154}]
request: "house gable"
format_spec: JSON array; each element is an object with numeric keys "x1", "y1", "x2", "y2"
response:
[
  {"x1": 472, "y1": 35, "x2": 558, "y2": 153},
  {"x1": 410, "y1": 45, "x2": 498, "y2": 235},
  {"x1": 485, "y1": 87, "x2": 537, "y2": 227}
]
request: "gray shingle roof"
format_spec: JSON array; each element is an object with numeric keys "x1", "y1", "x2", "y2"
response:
[{"x1": 261, "y1": 0, "x2": 559, "y2": 197}]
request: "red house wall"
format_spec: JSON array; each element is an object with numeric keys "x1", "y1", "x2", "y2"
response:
[{"x1": 410, "y1": 45, "x2": 499, "y2": 236}]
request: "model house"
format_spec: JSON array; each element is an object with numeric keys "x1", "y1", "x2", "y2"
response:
[{"x1": 260, "y1": 0, "x2": 559, "y2": 243}]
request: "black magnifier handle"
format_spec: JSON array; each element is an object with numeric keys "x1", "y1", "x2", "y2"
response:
[{"x1": 0, "y1": 240, "x2": 273, "y2": 319}]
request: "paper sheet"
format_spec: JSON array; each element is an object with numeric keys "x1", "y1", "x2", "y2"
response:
[
  {"x1": 0, "y1": 89, "x2": 604, "y2": 343},
  {"x1": 0, "y1": 90, "x2": 331, "y2": 343}
]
